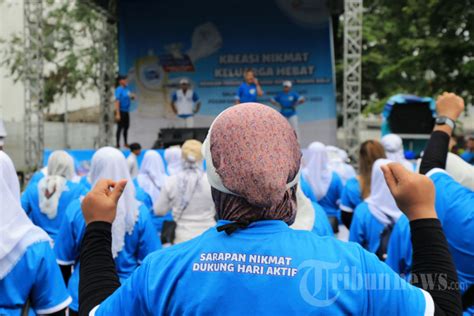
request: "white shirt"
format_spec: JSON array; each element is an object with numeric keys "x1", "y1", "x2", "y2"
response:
[
  {"x1": 174, "y1": 89, "x2": 196, "y2": 116},
  {"x1": 126, "y1": 153, "x2": 139, "y2": 178},
  {"x1": 154, "y1": 174, "x2": 216, "y2": 244}
]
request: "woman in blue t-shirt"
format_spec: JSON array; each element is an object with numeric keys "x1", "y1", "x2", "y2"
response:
[
  {"x1": 0, "y1": 151, "x2": 71, "y2": 315},
  {"x1": 340, "y1": 140, "x2": 386, "y2": 229},
  {"x1": 301, "y1": 142, "x2": 342, "y2": 233},
  {"x1": 349, "y1": 159, "x2": 403, "y2": 258},
  {"x1": 77, "y1": 103, "x2": 461, "y2": 315},
  {"x1": 21, "y1": 150, "x2": 86, "y2": 242},
  {"x1": 54, "y1": 147, "x2": 160, "y2": 313}
]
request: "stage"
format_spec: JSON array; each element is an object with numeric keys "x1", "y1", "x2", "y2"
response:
[{"x1": 116, "y1": 0, "x2": 340, "y2": 147}]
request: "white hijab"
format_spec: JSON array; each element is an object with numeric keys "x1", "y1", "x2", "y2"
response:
[
  {"x1": 89, "y1": 147, "x2": 139, "y2": 258},
  {"x1": 381, "y1": 134, "x2": 413, "y2": 171},
  {"x1": 290, "y1": 184, "x2": 315, "y2": 231},
  {"x1": 302, "y1": 142, "x2": 333, "y2": 201},
  {"x1": 137, "y1": 151, "x2": 167, "y2": 203},
  {"x1": 164, "y1": 146, "x2": 183, "y2": 175},
  {"x1": 176, "y1": 156, "x2": 204, "y2": 215},
  {"x1": 38, "y1": 151, "x2": 75, "y2": 219},
  {"x1": 0, "y1": 151, "x2": 50, "y2": 279},
  {"x1": 365, "y1": 159, "x2": 403, "y2": 226},
  {"x1": 326, "y1": 145, "x2": 356, "y2": 184}
]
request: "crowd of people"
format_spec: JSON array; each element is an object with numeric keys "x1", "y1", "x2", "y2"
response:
[{"x1": 0, "y1": 92, "x2": 473, "y2": 315}]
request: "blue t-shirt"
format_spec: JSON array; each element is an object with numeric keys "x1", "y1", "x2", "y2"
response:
[
  {"x1": 301, "y1": 172, "x2": 343, "y2": 219},
  {"x1": 348, "y1": 202, "x2": 386, "y2": 254},
  {"x1": 311, "y1": 202, "x2": 334, "y2": 237},
  {"x1": 386, "y1": 215, "x2": 412, "y2": 279},
  {"x1": 383, "y1": 169, "x2": 474, "y2": 314},
  {"x1": 20, "y1": 181, "x2": 86, "y2": 241},
  {"x1": 460, "y1": 151, "x2": 474, "y2": 165},
  {"x1": 340, "y1": 177, "x2": 363, "y2": 213},
  {"x1": 271, "y1": 91, "x2": 301, "y2": 117},
  {"x1": 95, "y1": 220, "x2": 429, "y2": 315},
  {"x1": 25, "y1": 170, "x2": 46, "y2": 188},
  {"x1": 54, "y1": 199, "x2": 160, "y2": 311},
  {"x1": 236, "y1": 82, "x2": 258, "y2": 103},
  {"x1": 115, "y1": 85, "x2": 132, "y2": 112},
  {"x1": 429, "y1": 170, "x2": 474, "y2": 301},
  {"x1": 0, "y1": 241, "x2": 71, "y2": 315}
]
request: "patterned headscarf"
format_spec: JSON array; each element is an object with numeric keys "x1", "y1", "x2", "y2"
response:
[{"x1": 203, "y1": 103, "x2": 301, "y2": 230}]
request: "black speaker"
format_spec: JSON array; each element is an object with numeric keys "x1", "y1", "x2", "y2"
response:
[
  {"x1": 388, "y1": 102, "x2": 435, "y2": 134},
  {"x1": 153, "y1": 128, "x2": 209, "y2": 149}
]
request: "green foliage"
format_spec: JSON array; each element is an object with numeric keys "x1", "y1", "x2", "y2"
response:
[
  {"x1": 361, "y1": 0, "x2": 474, "y2": 113},
  {"x1": 0, "y1": 0, "x2": 105, "y2": 109}
]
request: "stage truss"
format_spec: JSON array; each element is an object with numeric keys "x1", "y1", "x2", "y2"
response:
[
  {"x1": 342, "y1": 0, "x2": 363, "y2": 160},
  {"x1": 23, "y1": 0, "x2": 44, "y2": 170},
  {"x1": 95, "y1": 0, "x2": 117, "y2": 148}
]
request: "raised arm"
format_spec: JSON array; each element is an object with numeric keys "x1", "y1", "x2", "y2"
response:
[
  {"x1": 382, "y1": 163, "x2": 462, "y2": 314},
  {"x1": 254, "y1": 78, "x2": 264, "y2": 97},
  {"x1": 419, "y1": 92, "x2": 464, "y2": 174},
  {"x1": 78, "y1": 179, "x2": 127, "y2": 315}
]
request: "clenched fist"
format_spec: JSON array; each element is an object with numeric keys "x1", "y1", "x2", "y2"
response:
[
  {"x1": 381, "y1": 163, "x2": 437, "y2": 221},
  {"x1": 436, "y1": 92, "x2": 464, "y2": 121},
  {"x1": 81, "y1": 179, "x2": 128, "y2": 225}
]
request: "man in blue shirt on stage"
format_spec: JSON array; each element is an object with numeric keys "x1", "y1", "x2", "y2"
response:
[
  {"x1": 270, "y1": 80, "x2": 305, "y2": 137},
  {"x1": 235, "y1": 69, "x2": 264, "y2": 104},
  {"x1": 115, "y1": 75, "x2": 136, "y2": 148}
]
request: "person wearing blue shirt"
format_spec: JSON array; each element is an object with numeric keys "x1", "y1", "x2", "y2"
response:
[
  {"x1": 21, "y1": 151, "x2": 86, "y2": 241},
  {"x1": 115, "y1": 75, "x2": 136, "y2": 148},
  {"x1": 311, "y1": 201, "x2": 335, "y2": 237},
  {"x1": 293, "y1": 186, "x2": 333, "y2": 237},
  {"x1": 171, "y1": 78, "x2": 201, "y2": 128},
  {"x1": 78, "y1": 104, "x2": 461, "y2": 315},
  {"x1": 0, "y1": 151, "x2": 71, "y2": 315},
  {"x1": 349, "y1": 159, "x2": 403, "y2": 258},
  {"x1": 386, "y1": 214, "x2": 412, "y2": 279},
  {"x1": 340, "y1": 177, "x2": 362, "y2": 212},
  {"x1": 419, "y1": 92, "x2": 474, "y2": 314},
  {"x1": 340, "y1": 140, "x2": 386, "y2": 229},
  {"x1": 301, "y1": 142, "x2": 343, "y2": 233},
  {"x1": 270, "y1": 80, "x2": 305, "y2": 137},
  {"x1": 235, "y1": 68, "x2": 263, "y2": 104},
  {"x1": 460, "y1": 135, "x2": 474, "y2": 165},
  {"x1": 54, "y1": 147, "x2": 160, "y2": 313}
]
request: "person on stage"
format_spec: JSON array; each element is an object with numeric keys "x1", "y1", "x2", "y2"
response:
[
  {"x1": 235, "y1": 68, "x2": 264, "y2": 104},
  {"x1": 270, "y1": 80, "x2": 305, "y2": 137},
  {"x1": 115, "y1": 75, "x2": 136, "y2": 148},
  {"x1": 171, "y1": 79, "x2": 201, "y2": 128}
]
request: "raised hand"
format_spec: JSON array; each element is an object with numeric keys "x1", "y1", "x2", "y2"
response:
[
  {"x1": 81, "y1": 179, "x2": 128, "y2": 225},
  {"x1": 436, "y1": 92, "x2": 465, "y2": 121},
  {"x1": 381, "y1": 163, "x2": 437, "y2": 221}
]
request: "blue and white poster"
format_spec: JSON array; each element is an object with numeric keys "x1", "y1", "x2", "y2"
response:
[{"x1": 118, "y1": 0, "x2": 337, "y2": 146}]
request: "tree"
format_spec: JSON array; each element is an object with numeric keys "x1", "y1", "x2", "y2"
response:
[
  {"x1": 0, "y1": 0, "x2": 106, "y2": 111},
  {"x1": 359, "y1": 0, "x2": 473, "y2": 114}
]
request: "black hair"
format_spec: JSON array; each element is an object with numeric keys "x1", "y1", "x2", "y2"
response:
[
  {"x1": 115, "y1": 74, "x2": 128, "y2": 87},
  {"x1": 129, "y1": 143, "x2": 141, "y2": 151}
]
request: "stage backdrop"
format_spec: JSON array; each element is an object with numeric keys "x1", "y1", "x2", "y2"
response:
[{"x1": 118, "y1": 0, "x2": 337, "y2": 147}]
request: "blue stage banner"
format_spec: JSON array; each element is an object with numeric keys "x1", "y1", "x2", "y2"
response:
[{"x1": 118, "y1": 0, "x2": 337, "y2": 146}]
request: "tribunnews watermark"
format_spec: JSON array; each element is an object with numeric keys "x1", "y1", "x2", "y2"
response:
[{"x1": 298, "y1": 259, "x2": 468, "y2": 307}]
